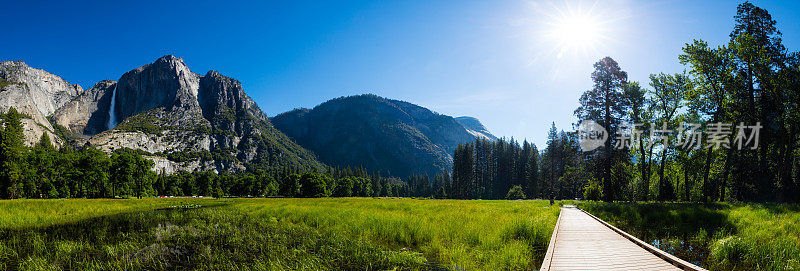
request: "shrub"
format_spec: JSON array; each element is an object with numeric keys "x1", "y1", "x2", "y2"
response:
[
  {"x1": 583, "y1": 178, "x2": 602, "y2": 201},
  {"x1": 506, "y1": 185, "x2": 526, "y2": 200},
  {"x1": 0, "y1": 77, "x2": 19, "y2": 90},
  {"x1": 334, "y1": 177, "x2": 354, "y2": 197},
  {"x1": 711, "y1": 236, "x2": 749, "y2": 269},
  {"x1": 299, "y1": 172, "x2": 329, "y2": 198}
]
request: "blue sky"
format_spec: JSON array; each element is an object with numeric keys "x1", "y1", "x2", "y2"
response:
[{"x1": 2, "y1": 0, "x2": 799, "y2": 147}]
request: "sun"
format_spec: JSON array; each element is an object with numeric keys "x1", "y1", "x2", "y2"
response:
[
  {"x1": 554, "y1": 15, "x2": 601, "y2": 48},
  {"x1": 541, "y1": 1, "x2": 612, "y2": 59}
]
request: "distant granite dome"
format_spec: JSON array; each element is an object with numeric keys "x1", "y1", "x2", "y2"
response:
[
  {"x1": 271, "y1": 94, "x2": 497, "y2": 177},
  {"x1": 455, "y1": 116, "x2": 497, "y2": 141}
]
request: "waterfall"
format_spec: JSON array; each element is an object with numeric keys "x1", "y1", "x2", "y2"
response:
[{"x1": 107, "y1": 85, "x2": 118, "y2": 130}]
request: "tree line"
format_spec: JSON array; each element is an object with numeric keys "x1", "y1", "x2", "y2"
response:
[
  {"x1": 451, "y1": 138, "x2": 540, "y2": 199},
  {"x1": 0, "y1": 107, "x2": 415, "y2": 199},
  {"x1": 444, "y1": 126, "x2": 585, "y2": 200},
  {"x1": 446, "y1": 2, "x2": 800, "y2": 203},
  {"x1": 0, "y1": 104, "x2": 546, "y2": 200},
  {"x1": 564, "y1": 2, "x2": 799, "y2": 202}
]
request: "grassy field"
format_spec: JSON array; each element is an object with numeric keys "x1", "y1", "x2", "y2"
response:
[
  {"x1": 579, "y1": 202, "x2": 800, "y2": 271},
  {"x1": 0, "y1": 198, "x2": 560, "y2": 270},
  {"x1": 0, "y1": 198, "x2": 218, "y2": 229}
]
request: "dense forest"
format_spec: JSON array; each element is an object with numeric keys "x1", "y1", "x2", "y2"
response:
[{"x1": 0, "y1": 108, "x2": 412, "y2": 199}]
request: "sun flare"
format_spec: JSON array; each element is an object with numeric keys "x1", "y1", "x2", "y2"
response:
[
  {"x1": 554, "y1": 15, "x2": 601, "y2": 48},
  {"x1": 541, "y1": 2, "x2": 613, "y2": 59}
]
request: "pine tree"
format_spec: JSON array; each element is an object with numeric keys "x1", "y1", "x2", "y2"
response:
[
  {"x1": 575, "y1": 57, "x2": 630, "y2": 202},
  {"x1": 0, "y1": 108, "x2": 25, "y2": 199},
  {"x1": 729, "y1": 2, "x2": 787, "y2": 201},
  {"x1": 452, "y1": 143, "x2": 474, "y2": 199},
  {"x1": 526, "y1": 143, "x2": 540, "y2": 198}
]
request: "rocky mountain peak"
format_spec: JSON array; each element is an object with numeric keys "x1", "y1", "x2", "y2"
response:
[
  {"x1": 93, "y1": 79, "x2": 117, "y2": 88},
  {"x1": 0, "y1": 60, "x2": 29, "y2": 69},
  {"x1": 114, "y1": 55, "x2": 201, "y2": 125},
  {"x1": 0, "y1": 60, "x2": 83, "y2": 115},
  {"x1": 204, "y1": 70, "x2": 222, "y2": 78},
  {"x1": 155, "y1": 54, "x2": 184, "y2": 64},
  {"x1": 0, "y1": 60, "x2": 86, "y2": 147}
]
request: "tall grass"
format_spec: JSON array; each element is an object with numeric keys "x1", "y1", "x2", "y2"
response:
[
  {"x1": 580, "y1": 202, "x2": 800, "y2": 271},
  {"x1": 233, "y1": 198, "x2": 561, "y2": 270},
  {"x1": 0, "y1": 198, "x2": 217, "y2": 229},
  {"x1": 1, "y1": 198, "x2": 560, "y2": 270}
]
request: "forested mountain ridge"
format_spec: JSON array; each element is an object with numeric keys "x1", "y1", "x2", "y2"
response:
[
  {"x1": 271, "y1": 94, "x2": 496, "y2": 177},
  {"x1": 0, "y1": 55, "x2": 325, "y2": 174}
]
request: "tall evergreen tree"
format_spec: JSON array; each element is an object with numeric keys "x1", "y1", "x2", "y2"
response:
[
  {"x1": 729, "y1": 1, "x2": 787, "y2": 201},
  {"x1": 575, "y1": 57, "x2": 630, "y2": 202},
  {"x1": 452, "y1": 143, "x2": 474, "y2": 199},
  {"x1": 525, "y1": 143, "x2": 540, "y2": 198},
  {"x1": 0, "y1": 108, "x2": 25, "y2": 199}
]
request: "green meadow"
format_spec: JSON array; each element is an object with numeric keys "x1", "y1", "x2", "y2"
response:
[
  {"x1": 1, "y1": 198, "x2": 560, "y2": 270},
  {"x1": 579, "y1": 202, "x2": 800, "y2": 271}
]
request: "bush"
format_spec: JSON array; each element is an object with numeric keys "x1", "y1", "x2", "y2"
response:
[
  {"x1": 506, "y1": 185, "x2": 526, "y2": 200},
  {"x1": 0, "y1": 77, "x2": 20, "y2": 90},
  {"x1": 711, "y1": 236, "x2": 749, "y2": 269},
  {"x1": 263, "y1": 181, "x2": 279, "y2": 197},
  {"x1": 115, "y1": 110, "x2": 165, "y2": 134},
  {"x1": 299, "y1": 172, "x2": 329, "y2": 198},
  {"x1": 583, "y1": 178, "x2": 602, "y2": 201},
  {"x1": 334, "y1": 177, "x2": 354, "y2": 197}
]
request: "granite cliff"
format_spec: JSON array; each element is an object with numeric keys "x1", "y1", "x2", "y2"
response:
[{"x1": 1, "y1": 56, "x2": 324, "y2": 174}]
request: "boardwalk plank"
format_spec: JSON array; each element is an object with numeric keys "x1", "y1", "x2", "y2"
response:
[{"x1": 540, "y1": 205, "x2": 705, "y2": 271}]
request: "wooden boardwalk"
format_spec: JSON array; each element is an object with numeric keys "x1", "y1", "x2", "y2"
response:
[{"x1": 540, "y1": 205, "x2": 706, "y2": 271}]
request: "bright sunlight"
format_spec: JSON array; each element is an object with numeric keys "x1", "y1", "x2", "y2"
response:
[
  {"x1": 555, "y1": 15, "x2": 600, "y2": 49},
  {"x1": 542, "y1": 1, "x2": 612, "y2": 59}
]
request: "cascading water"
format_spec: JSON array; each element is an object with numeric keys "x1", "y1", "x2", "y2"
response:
[{"x1": 107, "y1": 85, "x2": 118, "y2": 130}]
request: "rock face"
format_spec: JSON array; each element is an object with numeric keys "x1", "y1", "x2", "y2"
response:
[
  {"x1": 271, "y1": 94, "x2": 496, "y2": 177},
  {"x1": 113, "y1": 55, "x2": 202, "y2": 126},
  {"x1": 90, "y1": 55, "x2": 323, "y2": 173},
  {"x1": 52, "y1": 80, "x2": 116, "y2": 136},
  {"x1": 1, "y1": 56, "x2": 325, "y2": 174},
  {"x1": 455, "y1": 116, "x2": 497, "y2": 141},
  {"x1": 0, "y1": 61, "x2": 84, "y2": 147}
]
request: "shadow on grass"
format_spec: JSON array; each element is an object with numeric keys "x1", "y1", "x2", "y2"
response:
[
  {"x1": 758, "y1": 202, "x2": 800, "y2": 215},
  {"x1": 0, "y1": 204, "x2": 427, "y2": 270}
]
